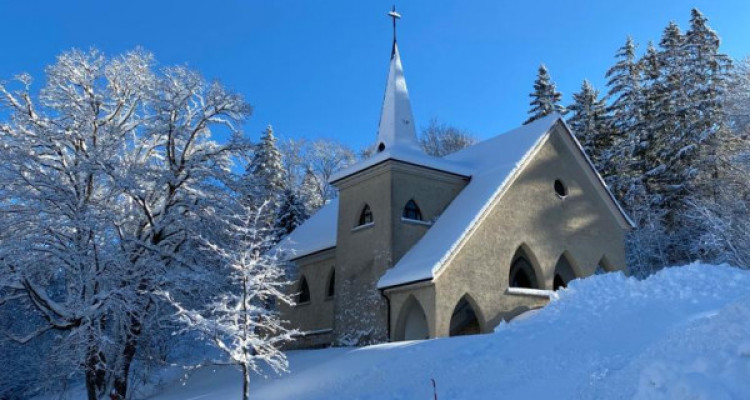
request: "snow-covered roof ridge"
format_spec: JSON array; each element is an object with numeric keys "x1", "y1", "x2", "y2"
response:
[
  {"x1": 330, "y1": 146, "x2": 472, "y2": 184},
  {"x1": 378, "y1": 114, "x2": 633, "y2": 288},
  {"x1": 378, "y1": 114, "x2": 561, "y2": 288},
  {"x1": 277, "y1": 198, "x2": 338, "y2": 261}
]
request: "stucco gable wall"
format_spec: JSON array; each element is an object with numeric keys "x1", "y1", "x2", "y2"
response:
[{"x1": 432, "y1": 124, "x2": 627, "y2": 336}]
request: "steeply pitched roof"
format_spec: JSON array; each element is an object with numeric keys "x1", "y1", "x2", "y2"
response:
[
  {"x1": 277, "y1": 198, "x2": 338, "y2": 261},
  {"x1": 330, "y1": 43, "x2": 472, "y2": 184},
  {"x1": 377, "y1": 114, "x2": 634, "y2": 288}
]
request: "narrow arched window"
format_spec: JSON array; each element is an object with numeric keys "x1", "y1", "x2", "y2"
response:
[
  {"x1": 297, "y1": 276, "x2": 310, "y2": 304},
  {"x1": 403, "y1": 199, "x2": 423, "y2": 221},
  {"x1": 326, "y1": 269, "x2": 335, "y2": 298},
  {"x1": 358, "y1": 204, "x2": 373, "y2": 226}
]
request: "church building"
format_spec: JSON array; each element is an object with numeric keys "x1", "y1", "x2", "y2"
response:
[{"x1": 278, "y1": 12, "x2": 633, "y2": 348}]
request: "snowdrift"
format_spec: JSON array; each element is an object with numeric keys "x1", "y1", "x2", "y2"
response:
[{"x1": 148, "y1": 264, "x2": 750, "y2": 399}]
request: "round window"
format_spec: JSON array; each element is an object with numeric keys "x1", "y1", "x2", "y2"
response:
[{"x1": 554, "y1": 179, "x2": 567, "y2": 197}]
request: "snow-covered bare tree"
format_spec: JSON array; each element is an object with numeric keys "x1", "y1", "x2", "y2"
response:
[
  {"x1": 0, "y1": 48, "x2": 251, "y2": 399},
  {"x1": 524, "y1": 64, "x2": 565, "y2": 125},
  {"x1": 279, "y1": 137, "x2": 355, "y2": 207},
  {"x1": 418, "y1": 118, "x2": 477, "y2": 157},
  {"x1": 163, "y1": 202, "x2": 298, "y2": 400}
]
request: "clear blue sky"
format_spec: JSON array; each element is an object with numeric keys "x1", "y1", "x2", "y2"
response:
[{"x1": 1, "y1": 1, "x2": 748, "y2": 149}]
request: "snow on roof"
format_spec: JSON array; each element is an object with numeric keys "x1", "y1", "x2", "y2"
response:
[
  {"x1": 377, "y1": 114, "x2": 561, "y2": 288},
  {"x1": 330, "y1": 145, "x2": 472, "y2": 184},
  {"x1": 277, "y1": 198, "x2": 338, "y2": 260},
  {"x1": 376, "y1": 43, "x2": 420, "y2": 153}
]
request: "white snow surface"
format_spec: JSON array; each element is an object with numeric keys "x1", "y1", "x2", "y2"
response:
[
  {"x1": 130, "y1": 264, "x2": 750, "y2": 400},
  {"x1": 276, "y1": 198, "x2": 338, "y2": 260}
]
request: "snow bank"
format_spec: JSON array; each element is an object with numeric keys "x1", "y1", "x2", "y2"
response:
[{"x1": 144, "y1": 264, "x2": 750, "y2": 399}]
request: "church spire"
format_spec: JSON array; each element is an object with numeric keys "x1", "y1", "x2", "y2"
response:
[{"x1": 376, "y1": 6, "x2": 420, "y2": 153}]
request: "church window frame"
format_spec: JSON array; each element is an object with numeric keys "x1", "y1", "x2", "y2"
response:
[
  {"x1": 402, "y1": 199, "x2": 423, "y2": 221},
  {"x1": 357, "y1": 204, "x2": 374, "y2": 227},
  {"x1": 296, "y1": 275, "x2": 311, "y2": 305},
  {"x1": 325, "y1": 268, "x2": 335, "y2": 299}
]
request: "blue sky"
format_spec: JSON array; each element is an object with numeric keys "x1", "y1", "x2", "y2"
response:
[{"x1": 1, "y1": 1, "x2": 748, "y2": 149}]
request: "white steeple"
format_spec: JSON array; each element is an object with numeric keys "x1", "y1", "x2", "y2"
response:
[{"x1": 375, "y1": 8, "x2": 420, "y2": 153}]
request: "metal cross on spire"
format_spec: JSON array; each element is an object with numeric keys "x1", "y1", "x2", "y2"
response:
[{"x1": 388, "y1": 5, "x2": 401, "y2": 47}]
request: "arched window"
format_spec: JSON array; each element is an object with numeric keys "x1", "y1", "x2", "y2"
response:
[
  {"x1": 402, "y1": 199, "x2": 423, "y2": 221},
  {"x1": 297, "y1": 276, "x2": 310, "y2": 304},
  {"x1": 326, "y1": 269, "x2": 335, "y2": 298},
  {"x1": 449, "y1": 295, "x2": 481, "y2": 336},
  {"x1": 554, "y1": 179, "x2": 567, "y2": 197},
  {"x1": 358, "y1": 204, "x2": 373, "y2": 226},
  {"x1": 553, "y1": 253, "x2": 578, "y2": 290},
  {"x1": 509, "y1": 256, "x2": 539, "y2": 289}
]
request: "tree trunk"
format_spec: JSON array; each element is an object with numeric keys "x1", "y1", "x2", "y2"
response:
[
  {"x1": 85, "y1": 339, "x2": 107, "y2": 400},
  {"x1": 112, "y1": 315, "x2": 143, "y2": 400},
  {"x1": 242, "y1": 363, "x2": 250, "y2": 400}
]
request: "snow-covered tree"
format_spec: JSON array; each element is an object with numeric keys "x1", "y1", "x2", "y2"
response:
[
  {"x1": 163, "y1": 202, "x2": 297, "y2": 400},
  {"x1": 524, "y1": 64, "x2": 565, "y2": 125},
  {"x1": 279, "y1": 137, "x2": 355, "y2": 205},
  {"x1": 418, "y1": 118, "x2": 477, "y2": 157},
  {"x1": 276, "y1": 188, "x2": 308, "y2": 238},
  {"x1": 0, "y1": 48, "x2": 251, "y2": 400},
  {"x1": 299, "y1": 167, "x2": 324, "y2": 214},
  {"x1": 567, "y1": 80, "x2": 610, "y2": 173},
  {"x1": 245, "y1": 125, "x2": 286, "y2": 213}
]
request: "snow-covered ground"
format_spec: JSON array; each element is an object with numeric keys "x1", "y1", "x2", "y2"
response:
[{"x1": 44, "y1": 264, "x2": 750, "y2": 399}]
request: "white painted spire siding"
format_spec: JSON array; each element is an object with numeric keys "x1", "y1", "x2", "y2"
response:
[{"x1": 376, "y1": 43, "x2": 420, "y2": 153}]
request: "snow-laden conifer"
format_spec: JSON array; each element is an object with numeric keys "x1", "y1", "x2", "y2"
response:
[
  {"x1": 524, "y1": 64, "x2": 565, "y2": 124},
  {"x1": 567, "y1": 80, "x2": 610, "y2": 173}
]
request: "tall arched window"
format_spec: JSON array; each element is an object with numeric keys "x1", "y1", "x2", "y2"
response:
[
  {"x1": 508, "y1": 246, "x2": 540, "y2": 289},
  {"x1": 297, "y1": 276, "x2": 310, "y2": 304},
  {"x1": 402, "y1": 199, "x2": 423, "y2": 221},
  {"x1": 326, "y1": 268, "x2": 335, "y2": 298},
  {"x1": 358, "y1": 204, "x2": 373, "y2": 226}
]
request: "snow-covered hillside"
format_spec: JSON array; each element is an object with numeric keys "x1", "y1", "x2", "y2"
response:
[{"x1": 124, "y1": 264, "x2": 750, "y2": 399}]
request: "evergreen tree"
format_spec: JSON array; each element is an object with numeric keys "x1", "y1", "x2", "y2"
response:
[
  {"x1": 245, "y1": 125, "x2": 286, "y2": 215},
  {"x1": 606, "y1": 36, "x2": 642, "y2": 136},
  {"x1": 524, "y1": 64, "x2": 565, "y2": 124},
  {"x1": 683, "y1": 9, "x2": 733, "y2": 200},
  {"x1": 276, "y1": 188, "x2": 309, "y2": 238},
  {"x1": 299, "y1": 167, "x2": 324, "y2": 214},
  {"x1": 567, "y1": 80, "x2": 610, "y2": 173},
  {"x1": 605, "y1": 36, "x2": 644, "y2": 199}
]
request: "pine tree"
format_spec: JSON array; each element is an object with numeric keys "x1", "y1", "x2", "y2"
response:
[
  {"x1": 683, "y1": 9, "x2": 732, "y2": 200},
  {"x1": 245, "y1": 125, "x2": 286, "y2": 229},
  {"x1": 276, "y1": 188, "x2": 309, "y2": 238},
  {"x1": 606, "y1": 36, "x2": 642, "y2": 136},
  {"x1": 605, "y1": 36, "x2": 644, "y2": 199},
  {"x1": 567, "y1": 80, "x2": 610, "y2": 173},
  {"x1": 299, "y1": 167, "x2": 323, "y2": 214},
  {"x1": 684, "y1": 8, "x2": 731, "y2": 142},
  {"x1": 524, "y1": 64, "x2": 565, "y2": 124}
]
